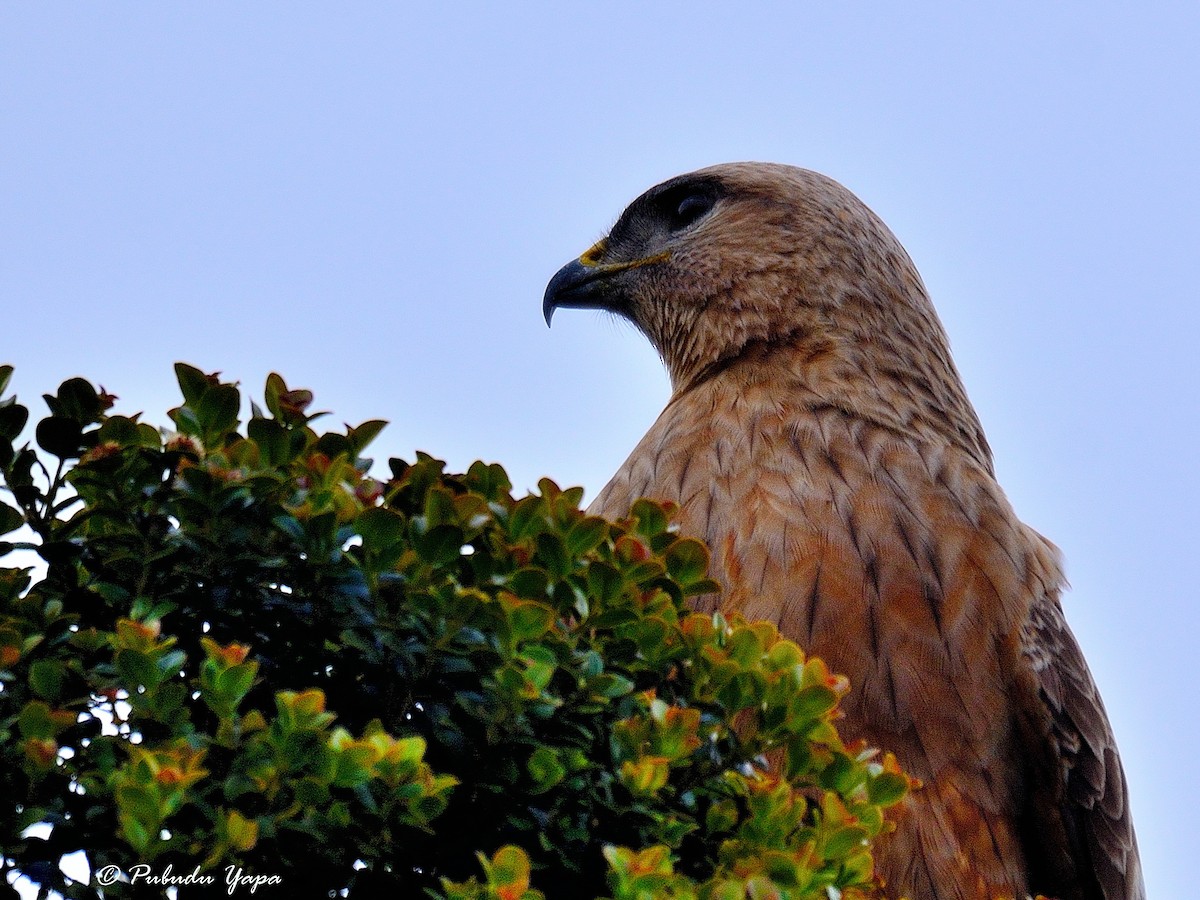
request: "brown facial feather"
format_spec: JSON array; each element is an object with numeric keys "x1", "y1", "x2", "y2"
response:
[{"x1": 547, "y1": 163, "x2": 1143, "y2": 900}]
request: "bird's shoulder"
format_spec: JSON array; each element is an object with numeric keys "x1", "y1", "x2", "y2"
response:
[{"x1": 591, "y1": 381, "x2": 1038, "y2": 656}]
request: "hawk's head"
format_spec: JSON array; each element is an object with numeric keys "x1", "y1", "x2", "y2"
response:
[{"x1": 544, "y1": 162, "x2": 991, "y2": 466}]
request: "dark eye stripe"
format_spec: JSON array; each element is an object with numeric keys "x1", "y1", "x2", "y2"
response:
[{"x1": 606, "y1": 177, "x2": 723, "y2": 248}]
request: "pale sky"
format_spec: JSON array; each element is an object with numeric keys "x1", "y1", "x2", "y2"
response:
[{"x1": 3, "y1": 4, "x2": 1196, "y2": 895}]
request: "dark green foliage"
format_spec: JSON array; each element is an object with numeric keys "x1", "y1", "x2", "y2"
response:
[{"x1": 0, "y1": 365, "x2": 910, "y2": 899}]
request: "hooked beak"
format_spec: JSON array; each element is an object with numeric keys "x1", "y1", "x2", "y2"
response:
[
  {"x1": 542, "y1": 258, "x2": 614, "y2": 326},
  {"x1": 543, "y1": 241, "x2": 668, "y2": 326}
]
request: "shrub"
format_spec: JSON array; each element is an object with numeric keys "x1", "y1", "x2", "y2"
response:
[{"x1": 0, "y1": 364, "x2": 910, "y2": 899}]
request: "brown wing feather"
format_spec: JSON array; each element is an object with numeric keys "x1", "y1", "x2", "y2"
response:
[{"x1": 1017, "y1": 566, "x2": 1145, "y2": 900}]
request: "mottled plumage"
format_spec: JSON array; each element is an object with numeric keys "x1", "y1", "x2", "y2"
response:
[{"x1": 544, "y1": 163, "x2": 1142, "y2": 900}]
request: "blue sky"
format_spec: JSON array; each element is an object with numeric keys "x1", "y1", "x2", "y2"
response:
[{"x1": 3, "y1": 4, "x2": 1196, "y2": 895}]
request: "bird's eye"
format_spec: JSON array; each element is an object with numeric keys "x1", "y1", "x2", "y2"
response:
[{"x1": 669, "y1": 193, "x2": 714, "y2": 231}]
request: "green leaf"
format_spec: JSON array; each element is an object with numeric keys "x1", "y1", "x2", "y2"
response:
[
  {"x1": 866, "y1": 772, "x2": 910, "y2": 807},
  {"x1": 216, "y1": 663, "x2": 257, "y2": 708},
  {"x1": 315, "y1": 432, "x2": 351, "y2": 459},
  {"x1": 789, "y1": 684, "x2": 839, "y2": 723},
  {"x1": 717, "y1": 671, "x2": 763, "y2": 711},
  {"x1": 508, "y1": 495, "x2": 544, "y2": 540},
  {"x1": 55, "y1": 378, "x2": 103, "y2": 424},
  {"x1": 416, "y1": 524, "x2": 464, "y2": 565},
  {"x1": 464, "y1": 460, "x2": 512, "y2": 501},
  {"x1": 824, "y1": 824, "x2": 870, "y2": 858},
  {"x1": 484, "y1": 845, "x2": 532, "y2": 893},
  {"x1": 36, "y1": 415, "x2": 84, "y2": 459},
  {"x1": 29, "y1": 660, "x2": 65, "y2": 700},
  {"x1": 247, "y1": 416, "x2": 287, "y2": 463},
  {"x1": 566, "y1": 516, "x2": 609, "y2": 557},
  {"x1": 114, "y1": 782, "x2": 161, "y2": 844},
  {"x1": 589, "y1": 672, "x2": 634, "y2": 700},
  {"x1": 664, "y1": 538, "x2": 709, "y2": 586},
  {"x1": 96, "y1": 415, "x2": 144, "y2": 447},
  {"x1": 726, "y1": 626, "x2": 763, "y2": 667},
  {"x1": 0, "y1": 364, "x2": 12, "y2": 397},
  {"x1": 158, "y1": 649, "x2": 187, "y2": 680},
  {"x1": 293, "y1": 777, "x2": 331, "y2": 807},
  {"x1": 175, "y1": 363, "x2": 213, "y2": 405},
  {"x1": 683, "y1": 577, "x2": 721, "y2": 598},
  {"x1": 535, "y1": 532, "x2": 569, "y2": 579},
  {"x1": 356, "y1": 507, "x2": 405, "y2": 548},
  {"x1": 0, "y1": 503, "x2": 23, "y2": 536},
  {"x1": 422, "y1": 487, "x2": 458, "y2": 528},
  {"x1": 196, "y1": 384, "x2": 240, "y2": 440},
  {"x1": 263, "y1": 372, "x2": 287, "y2": 419},
  {"x1": 115, "y1": 649, "x2": 164, "y2": 690},
  {"x1": 586, "y1": 562, "x2": 624, "y2": 606},
  {"x1": 0, "y1": 400, "x2": 28, "y2": 442},
  {"x1": 526, "y1": 746, "x2": 566, "y2": 792},
  {"x1": 18, "y1": 701, "x2": 75, "y2": 740},
  {"x1": 705, "y1": 798, "x2": 738, "y2": 834},
  {"x1": 170, "y1": 404, "x2": 203, "y2": 436},
  {"x1": 507, "y1": 600, "x2": 554, "y2": 642},
  {"x1": 518, "y1": 646, "x2": 557, "y2": 693},
  {"x1": 509, "y1": 567, "x2": 549, "y2": 599},
  {"x1": 348, "y1": 419, "x2": 387, "y2": 452},
  {"x1": 630, "y1": 498, "x2": 668, "y2": 537}
]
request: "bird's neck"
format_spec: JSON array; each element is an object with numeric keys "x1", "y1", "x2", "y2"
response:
[{"x1": 667, "y1": 328, "x2": 994, "y2": 473}]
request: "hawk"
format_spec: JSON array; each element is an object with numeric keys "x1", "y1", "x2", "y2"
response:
[{"x1": 543, "y1": 163, "x2": 1143, "y2": 900}]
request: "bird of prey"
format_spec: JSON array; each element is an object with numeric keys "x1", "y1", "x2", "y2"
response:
[{"x1": 543, "y1": 163, "x2": 1143, "y2": 900}]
